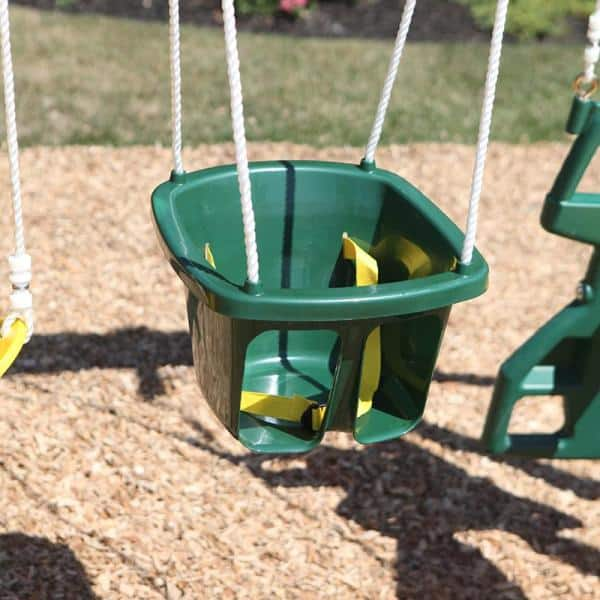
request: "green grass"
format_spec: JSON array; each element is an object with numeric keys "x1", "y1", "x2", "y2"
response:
[{"x1": 6, "y1": 6, "x2": 583, "y2": 147}]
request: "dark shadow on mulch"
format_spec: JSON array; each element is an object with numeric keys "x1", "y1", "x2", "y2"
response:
[
  {"x1": 8, "y1": 320, "x2": 598, "y2": 597},
  {"x1": 419, "y1": 421, "x2": 600, "y2": 501},
  {"x1": 9, "y1": 327, "x2": 494, "y2": 400},
  {"x1": 188, "y1": 419, "x2": 600, "y2": 599},
  {"x1": 7, "y1": 328, "x2": 497, "y2": 399},
  {"x1": 433, "y1": 369, "x2": 496, "y2": 387},
  {"x1": 8, "y1": 327, "x2": 600, "y2": 502},
  {"x1": 8, "y1": 327, "x2": 193, "y2": 400},
  {"x1": 0, "y1": 533, "x2": 96, "y2": 599}
]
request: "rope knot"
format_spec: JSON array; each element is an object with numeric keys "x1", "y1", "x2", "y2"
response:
[{"x1": 8, "y1": 252, "x2": 31, "y2": 288}]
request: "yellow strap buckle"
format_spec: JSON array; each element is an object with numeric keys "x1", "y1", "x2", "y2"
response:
[{"x1": 241, "y1": 391, "x2": 326, "y2": 431}]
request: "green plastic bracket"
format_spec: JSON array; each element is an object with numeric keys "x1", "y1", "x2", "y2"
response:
[{"x1": 483, "y1": 96, "x2": 600, "y2": 459}]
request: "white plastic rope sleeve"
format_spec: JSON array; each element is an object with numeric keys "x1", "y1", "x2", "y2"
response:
[
  {"x1": 169, "y1": 0, "x2": 184, "y2": 174},
  {"x1": 364, "y1": 0, "x2": 417, "y2": 164},
  {"x1": 460, "y1": 0, "x2": 509, "y2": 266},
  {"x1": 0, "y1": 0, "x2": 33, "y2": 341},
  {"x1": 582, "y1": 1, "x2": 600, "y2": 85},
  {"x1": 222, "y1": 0, "x2": 260, "y2": 285}
]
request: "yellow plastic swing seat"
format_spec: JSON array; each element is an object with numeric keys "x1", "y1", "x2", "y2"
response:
[{"x1": 0, "y1": 318, "x2": 27, "y2": 377}]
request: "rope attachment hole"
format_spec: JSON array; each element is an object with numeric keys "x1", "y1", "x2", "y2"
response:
[{"x1": 573, "y1": 73, "x2": 599, "y2": 100}]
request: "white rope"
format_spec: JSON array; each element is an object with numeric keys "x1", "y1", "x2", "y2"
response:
[
  {"x1": 460, "y1": 0, "x2": 509, "y2": 266},
  {"x1": 222, "y1": 0, "x2": 260, "y2": 285},
  {"x1": 169, "y1": 0, "x2": 184, "y2": 174},
  {"x1": 364, "y1": 0, "x2": 416, "y2": 164},
  {"x1": 582, "y1": 0, "x2": 600, "y2": 85},
  {"x1": 0, "y1": 0, "x2": 33, "y2": 341}
]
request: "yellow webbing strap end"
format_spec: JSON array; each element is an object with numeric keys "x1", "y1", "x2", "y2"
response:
[
  {"x1": 204, "y1": 243, "x2": 216, "y2": 269},
  {"x1": 0, "y1": 318, "x2": 27, "y2": 378},
  {"x1": 342, "y1": 234, "x2": 382, "y2": 419},
  {"x1": 311, "y1": 405, "x2": 327, "y2": 430}
]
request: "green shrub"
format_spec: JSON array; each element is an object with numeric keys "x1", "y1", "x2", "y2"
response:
[
  {"x1": 236, "y1": 0, "x2": 279, "y2": 16},
  {"x1": 236, "y1": 0, "x2": 310, "y2": 16},
  {"x1": 459, "y1": 0, "x2": 594, "y2": 39}
]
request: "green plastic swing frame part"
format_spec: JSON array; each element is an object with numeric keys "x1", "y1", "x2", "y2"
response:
[
  {"x1": 483, "y1": 96, "x2": 600, "y2": 459},
  {"x1": 152, "y1": 160, "x2": 488, "y2": 453}
]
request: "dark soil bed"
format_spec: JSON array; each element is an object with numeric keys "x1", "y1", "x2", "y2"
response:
[
  {"x1": 14, "y1": 0, "x2": 589, "y2": 41},
  {"x1": 13, "y1": 0, "x2": 490, "y2": 40}
]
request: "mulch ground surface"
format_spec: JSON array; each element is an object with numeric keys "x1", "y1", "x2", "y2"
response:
[{"x1": 0, "y1": 143, "x2": 599, "y2": 599}]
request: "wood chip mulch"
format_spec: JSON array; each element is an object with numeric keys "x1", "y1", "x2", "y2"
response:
[{"x1": 0, "y1": 143, "x2": 598, "y2": 599}]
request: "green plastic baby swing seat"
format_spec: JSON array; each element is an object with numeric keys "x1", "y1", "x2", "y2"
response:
[{"x1": 152, "y1": 160, "x2": 488, "y2": 453}]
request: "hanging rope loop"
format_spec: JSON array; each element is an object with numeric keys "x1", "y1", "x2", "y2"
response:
[
  {"x1": 363, "y1": 0, "x2": 508, "y2": 267},
  {"x1": 221, "y1": 0, "x2": 260, "y2": 286},
  {"x1": 167, "y1": 0, "x2": 260, "y2": 286},
  {"x1": 0, "y1": 0, "x2": 33, "y2": 342},
  {"x1": 167, "y1": 0, "x2": 507, "y2": 277},
  {"x1": 460, "y1": 0, "x2": 509, "y2": 266},
  {"x1": 168, "y1": 0, "x2": 184, "y2": 174},
  {"x1": 364, "y1": 0, "x2": 416, "y2": 165}
]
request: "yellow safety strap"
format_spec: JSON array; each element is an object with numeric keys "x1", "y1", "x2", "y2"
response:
[
  {"x1": 394, "y1": 237, "x2": 433, "y2": 279},
  {"x1": 0, "y1": 318, "x2": 27, "y2": 378},
  {"x1": 240, "y1": 391, "x2": 326, "y2": 430},
  {"x1": 206, "y1": 235, "x2": 382, "y2": 429},
  {"x1": 342, "y1": 235, "x2": 381, "y2": 419}
]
